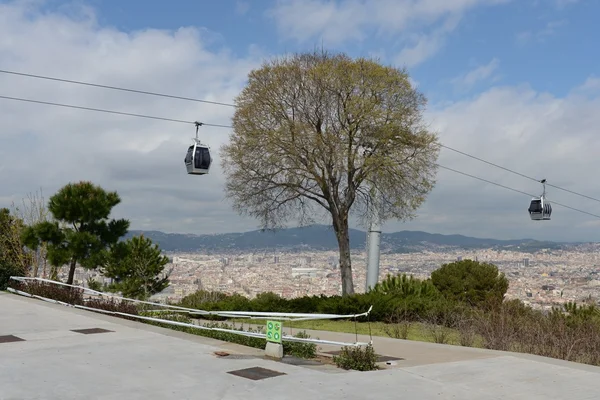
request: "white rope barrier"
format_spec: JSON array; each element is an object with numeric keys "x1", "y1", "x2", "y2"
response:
[
  {"x1": 9, "y1": 276, "x2": 372, "y2": 321},
  {"x1": 7, "y1": 276, "x2": 373, "y2": 347}
]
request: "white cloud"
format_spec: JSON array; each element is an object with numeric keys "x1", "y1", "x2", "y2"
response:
[
  {"x1": 576, "y1": 76, "x2": 600, "y2": 93},
  {"x1": 395, "y1": 31, "x2": 445, "y2": 68},
  {"x1": 451, "y1": 58, "x2": 500, "y2": 90},
  {"x1": 0, "y1": 1, "x2": 263, "y2": 235},
  {"x1": 554, "y1": 0, "x2": 578, "y2": 9},
  {"x1": 516, "y1": 19, "x2": 568, "y2": 45},
  {"x1": 268, "y1": 0, "x2": 512, "y2": 66},
  {"x1": 389, "y1": 81, "x2": 600, "y2": 242},
  {"x1": 235, "y1": 1, "x2": 250, "y2": 16}
]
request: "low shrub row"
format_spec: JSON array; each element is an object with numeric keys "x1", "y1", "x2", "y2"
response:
[
  {"x1": 177, "y1": 268, "x2": 509, "y2": 325},
  {"x1": 178, "y1": 287, "x2": 455, "y2": 324},
  {"x1": 140, "y1": 312, "x2": 317, "y2": 359},
  {"x1": 8, "y1": 280, "x2": 140, "y2": 316}
]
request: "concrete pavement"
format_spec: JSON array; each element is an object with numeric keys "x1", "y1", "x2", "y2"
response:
[{"x1": 1, "y1": 291, "x2": 599, "y2": 399}]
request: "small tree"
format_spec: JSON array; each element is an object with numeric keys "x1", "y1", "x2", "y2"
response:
[
  {"x1": 0, "y1": 208, "x2": 31, "y2": 289},
  {"x1": 102, "y1": 234, "x2": 171, "y2": 300},
  {"x1": 430, "y1": 259, "x2": 509, "y2": 308},
  {"x1": 221, "y1": 50, "x2": 440, "y2": 295},
  {"x1": 21, "y1": 181, "x2": 129, "y2": 285},
  {"x1": 11, "y1": 188, "x2": 50, "y2": 278}
]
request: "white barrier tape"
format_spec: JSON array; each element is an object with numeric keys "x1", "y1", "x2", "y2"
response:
[
  {"x1": 6, "y1": 287, "x2": 33, "y2": 297},
  {"x1": 7, "y1": 286, "x2": 369, "y2": 347},
  {"x1": 10, "y1": 276, "x2": 204, "y2": 313},
  {"x1": 9, "y1": 276, "x2": 373, "y2": 321}
]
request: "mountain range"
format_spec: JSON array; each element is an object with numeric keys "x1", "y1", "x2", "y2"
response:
[{"x1": 124, "y1": 224, "x2": 576, "y2": 254}]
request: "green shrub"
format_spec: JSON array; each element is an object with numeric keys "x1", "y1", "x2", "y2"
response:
[
  {"x1": 85, "y1": 298, "x2": 139, "y2": 316},
  {"x1": 13, "y1": 280, "x2": 84, "y2": 304},
  {"x1": 431, "y1": 259, "x2": 509, "y2": 309},
  {"x1": 251, "y1": 292, "x2": 289, "y2": 312},
  {"x1": 0, "y1": 263, "x2": 24, "y2": 291},
  {"x1": 333, "y1": 344, "x2": 378, "y2": 371},
  {"x1": 284, "y1": 331, "x2": 317, "y2": 359}
]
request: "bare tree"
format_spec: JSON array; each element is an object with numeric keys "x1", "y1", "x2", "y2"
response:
[
  {"x1": 221, "y1": 50, "x2": 439, "y2": 295},
  {"x1": 11, "y1": 188, "x2": 50, "y2": 278}
]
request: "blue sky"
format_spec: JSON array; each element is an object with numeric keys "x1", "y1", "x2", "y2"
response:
[
  {"x1": 41, "y1": 0, "x2": 598, "y2": 100},
  {"x1": 0, "y1": 0, "x2": 599, "y2": 241},
  {"x1": 32, "y1": 0, "x2": 598, "y2": 98}
]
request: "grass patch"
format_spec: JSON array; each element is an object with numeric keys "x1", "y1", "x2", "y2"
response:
[{"x1": 211, "y1": 317, "x2": 476, "y2": 346}]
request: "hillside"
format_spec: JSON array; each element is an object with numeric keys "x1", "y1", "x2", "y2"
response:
[{"x1": 124, "y1": 224, "x2": 570, "y2": 254}]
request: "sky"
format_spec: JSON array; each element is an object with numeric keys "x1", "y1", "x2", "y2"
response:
[{"x1": 0, "y1": 0, "x2": 599, "y2": 242}]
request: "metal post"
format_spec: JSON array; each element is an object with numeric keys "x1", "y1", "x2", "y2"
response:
[{"x1": 365, "y1": 188, "x2": 381, "y2": 292}]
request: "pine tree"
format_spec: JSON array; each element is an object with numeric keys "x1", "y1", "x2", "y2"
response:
[
  {"x1": 22, "y1": 181, "x2": 129, "y2": 285},
  {"x1": 102, "y1": 234, "x2": 171, "y2": 300}
]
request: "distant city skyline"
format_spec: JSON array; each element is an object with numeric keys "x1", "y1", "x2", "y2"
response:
[{"x1": 66, "y1": 246, "x2": 600, "y2": 310}]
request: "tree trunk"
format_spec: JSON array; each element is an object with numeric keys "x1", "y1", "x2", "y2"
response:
[
  {"x1": 333, "y1": 213, "x2": 355, "y2": 296},
  {"x1": 67, "y1": 258, "x2": 77, "y2": 285},
  {"x1": 32, "y1": 249, "x2": 39, "y2": 278}
]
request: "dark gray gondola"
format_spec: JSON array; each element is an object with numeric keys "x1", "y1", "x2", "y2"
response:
[
  {"x1": 185, "y1": 141, "x2": 212, "y2": 175},
  {"x1": 184, "y1": 122, "x2": 212, "y2": 175},
  {"x1": 528, "y1": 179, "x2": 552, "y2": 221}
]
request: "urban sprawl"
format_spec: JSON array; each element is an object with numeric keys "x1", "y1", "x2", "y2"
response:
[{"x1": 64, "y1": 244, "x2": 600, "y2": 311}]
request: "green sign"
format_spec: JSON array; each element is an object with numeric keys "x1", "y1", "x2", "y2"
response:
[{"x1": 266, "y1": 320, "x2": 282, "y2": 343}]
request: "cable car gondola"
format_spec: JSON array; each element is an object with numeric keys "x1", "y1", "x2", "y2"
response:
[
  {"x1": 184, "y1": 122, "x2": 212, "y2": 175},
  {"x1": 528, "y1": 179, "x2": 552, "y2": 221}
]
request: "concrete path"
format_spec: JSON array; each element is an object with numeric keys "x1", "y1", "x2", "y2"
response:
[{"x1": 1, "y1": 292, "x2": 599, "y2": 399}]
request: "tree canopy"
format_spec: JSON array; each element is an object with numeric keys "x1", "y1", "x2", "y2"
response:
[
  {"x1": 11, "y1": 189, "x2": 50, "y2": 278},
  {"x1": 101, "y1": 234, "x2": 171, "y2": 300},
  {"x1": 22, "y1": 181, "x2": 129, "y2": 285},
  {"x1": 221, "y1": 50, "x2": 440, "y2": 295},
  {"x1": 0, "y1": 208, "x2": 30, "y2": 289},
  {"x1": 430, "y1": 259, "x2": 509, "y2": 308}
]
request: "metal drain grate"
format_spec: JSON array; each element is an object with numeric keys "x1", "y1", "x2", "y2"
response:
[
  {"x1": 0, "y1": 335, "x2": 25, "y2": 343},
  {"x1": 71, "y1": 328, "x2": 113, "y2": 335},
  {"x1": 227, "y1": 366, "x2": 286, "y2": 380},
  {"x1": 376, "y1": 355, "x2": 404, "y2": 362},
  {"x1": 220, "y1": 354, "x2": 259, "y2": 360}
]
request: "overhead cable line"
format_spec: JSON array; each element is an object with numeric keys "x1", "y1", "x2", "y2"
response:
[
  {"x1": 439, "y1": 144, "x2": 600, "y2": 204},
  {"x1": 3, "y1": 68, "x2": 599, "y2": 204},
  {"x1": 0, "y1": 92, "x2": 598, "y2": 219},
  {"x1": 437, "y1": 164, "x2": 600, "y2": 219},
  {"x1": 0, "y1": 95, "x2": 232, "y2": 128},
  {"x1": 0, "y1": 69, "x2": 237, "y2": 108}
]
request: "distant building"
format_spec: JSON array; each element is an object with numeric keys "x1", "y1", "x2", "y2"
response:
[
  {"x1": 457, "y1": 256, "x2": 463, "y2": 261},
  {"x1": 523, "y1": 258, "x2": 530, "y2": 267},
  {"x1": 291, "y1": 267, "x2": 319, "y2": 277}
]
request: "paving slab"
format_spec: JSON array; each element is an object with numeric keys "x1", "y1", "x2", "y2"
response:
[{"x1": 1, "y1": 292, "x2": 599, "y2": 400}]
